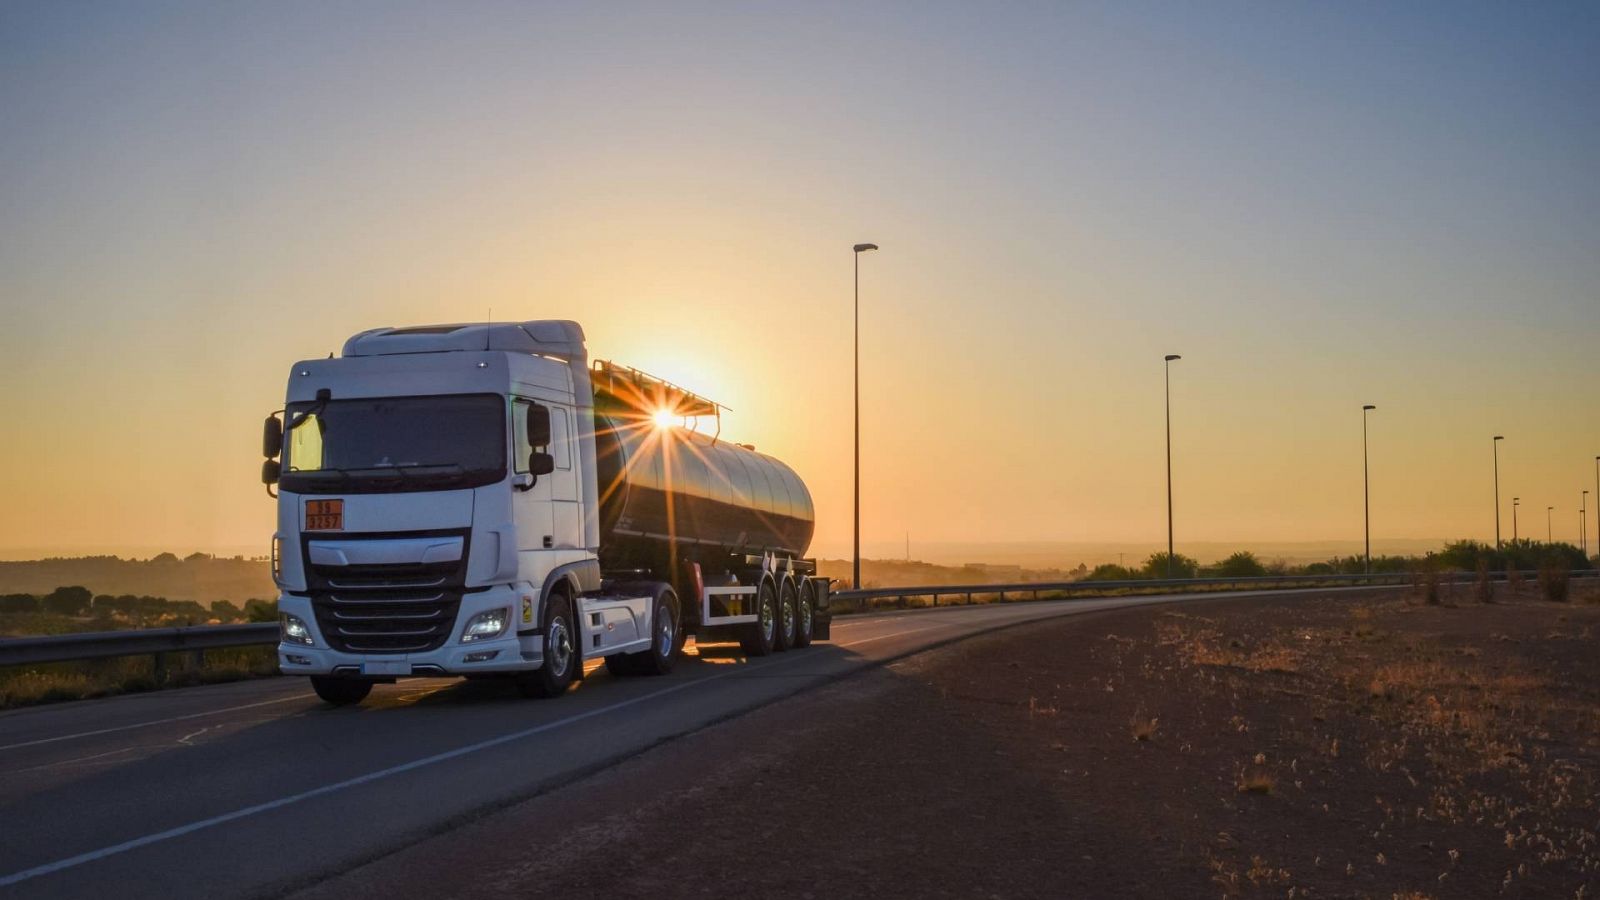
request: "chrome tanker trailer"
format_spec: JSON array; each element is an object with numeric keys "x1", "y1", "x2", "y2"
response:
[{"x1": 261, "y1": 319, "x2": 829, "y2": 705}]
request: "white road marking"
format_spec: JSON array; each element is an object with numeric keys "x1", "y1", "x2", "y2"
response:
[{"x1": 0, "y1": 693, "x2": 316, "y2": 754}]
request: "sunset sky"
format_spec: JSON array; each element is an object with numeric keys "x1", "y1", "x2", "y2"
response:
[{"x1": 1, "y1": 2, "x2": 1596, "y2": 562}]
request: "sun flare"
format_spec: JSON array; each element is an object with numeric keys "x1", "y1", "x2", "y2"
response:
[{"x1": 651, "y1": 409, "x2": 675, "y2": 429}]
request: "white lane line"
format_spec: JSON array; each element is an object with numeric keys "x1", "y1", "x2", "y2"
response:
[
  {"x1": 0, "y1": 693, "x2": 315, "y2": 754},
  {"x1": 0, "y1": 603, "x2": 1115, "y2": 887},
  {"x1": 0, "y1": 641, "x2": 838, "y2": 888}
]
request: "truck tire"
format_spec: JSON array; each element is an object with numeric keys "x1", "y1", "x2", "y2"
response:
[
  {"x1": 793, "y1": 578, "x2": 815, "y2": 648},
  {"x1": 631, "y1": 587, "x2": 680, "y2": 675},
  {"x1": 738, "y1": 580, "x2": 778, "y2": 657},
  {"x1": 519, "y1": 592, "x2": 577, "y2": 698},
  {"x1": 311, "y1": 676, "x2": 372, "y2": 706},
  {"x1": 774, "y1": 578, "x2": 798, "y2": 652}
]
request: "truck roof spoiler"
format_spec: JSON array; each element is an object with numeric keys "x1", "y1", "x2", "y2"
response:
[{"x1": 340, "y1": 320, "x2": 587, "y2": 361}]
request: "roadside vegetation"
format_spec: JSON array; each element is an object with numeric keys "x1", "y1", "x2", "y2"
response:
[{"x1": 1, "y1": 586, "x2": 280, "y2": 711}]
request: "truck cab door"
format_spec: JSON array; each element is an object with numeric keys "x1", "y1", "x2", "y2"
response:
[
  {"x1": 513, "y1": 400, "x2": 554, "y2": 551},
  {"x1": 544, "y1": 404, "x2": 583, "y2": 550}
]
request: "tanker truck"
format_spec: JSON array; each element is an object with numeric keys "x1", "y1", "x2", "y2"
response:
[{"x1": 260, "y1": 319, "x2": 830, "y2": 705}]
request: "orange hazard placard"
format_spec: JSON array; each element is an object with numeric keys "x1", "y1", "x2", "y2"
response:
[{"x1": 304, "y1": 499, "x2": 344, "y2": 531}]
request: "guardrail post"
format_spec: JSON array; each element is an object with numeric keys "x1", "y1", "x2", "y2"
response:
[
  {"x1": 152, "y1": 652, "x2": 166, "y2": 685},
  {"x1": 190, "y1": 649, "x2": 205, "y2": 670}
]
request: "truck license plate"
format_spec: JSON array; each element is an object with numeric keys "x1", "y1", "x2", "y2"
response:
[
  {"x1": 360, "y1": 661, "x2": 409, "y2": 676},
  {"x1": 305, "y1": 499, "x2": 343, "y2": 531}
]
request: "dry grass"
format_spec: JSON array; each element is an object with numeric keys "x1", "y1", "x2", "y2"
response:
[
  {"x1": 0, "y1": 647, "x2": 278, "y2": 709},
  {"x1": 1129, "y1": 711, "x2": 1159, "y2": 742},
  {"x1": 1237, "y1": 768, "x2": 1276, "y2": 795}
]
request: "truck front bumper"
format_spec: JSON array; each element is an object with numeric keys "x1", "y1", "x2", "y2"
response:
[{"x1": 275, "y1": 588, "x2": 542, "y2": 678}]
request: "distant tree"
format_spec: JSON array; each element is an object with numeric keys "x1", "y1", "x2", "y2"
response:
[
  {"x1": 42, "y1": 585, "x2": 92, "y2": 617},
  {"x1": 211, "y1": 600, "x2": 243, "y2": 622},
  {"x1": 150, "y1": 552, "x2": 180, "y2": 565},
  {"x1": 1304, "y1": 562, "x2": 1335, "y2": 575},
  {"x1": 1212, "y1": 551, "x2": 1268, "y2": 578},
  {"x1": 134, "y1": 595, "x2": 168, "y2": 626},
  {"x1": 244, "y1": 598, "x2": 278, "y2": 623},
  {"x1": 0, "y1": 593, "x2": 40, "y2": 614},
  {"x1": 1142, "y1": 552, "x2": 1199, "y2": 579},
  {"x1": 1087, "y1": 564, "x2": 1135, "y2": 581},
  {"x1": 167, "y1": 600, "x2": 207, "y2": 622},
  {"x1": 110, "y1": 594, "x2": 141, "y2": 619},
  {"x1": 184, "y1": 551, "x2": 212, "y2": 563}
]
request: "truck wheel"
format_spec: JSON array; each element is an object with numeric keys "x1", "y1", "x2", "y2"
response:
[
  {"x1": 774, "y1": 579, "x2": 797, "y2": 652},
  {"x1": 311, "y1": 677, "x2": 371, "y2": 706},
  {"x1": 635, "y1": 588, "x2": 680, "y2": 675},
  {"x1": 738, "y1": 581, "x2": 777, "y2": 657},
  {"x1": 793, "y1": 579, "x2": 815, "y2": 648},
  {"x1": 519, "y1": 592, "x2": 577, "y2": 698}
]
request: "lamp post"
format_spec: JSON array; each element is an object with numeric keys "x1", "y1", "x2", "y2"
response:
[
  {"x1": 851, "y1": 242, "x2": 877, "y2": 590},
  {"x1": 1512, "y1": 497, "x2": 1519, "y2": 543},
  {"x1": 1492, "y1": 436, "x2": 1504, "y2": 548},
  {"x1": 1582, "y1": 490, "x2": 1589, "y2": 556},
  {"x1": 1362, "y1": 405, "x2": 1376, "y2": 573},
  {"x1": 1548, "y1": 506, "x2": 1554, "y2": 544},
  {"x1": 1164, "y1": 354, "x2": 1182, "y2": 577}
]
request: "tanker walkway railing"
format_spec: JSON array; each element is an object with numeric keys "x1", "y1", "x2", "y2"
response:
[{"x1": 3, "y1": 571, "x2": 1596, "y2": 667}]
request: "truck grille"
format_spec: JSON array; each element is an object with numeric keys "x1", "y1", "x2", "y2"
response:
[{"x1": 304, "y1": 536, "x2": 469, "y2": 655}]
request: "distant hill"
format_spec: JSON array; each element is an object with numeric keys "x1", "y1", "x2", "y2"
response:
[{"x1": 0, "y1": 554, "x2": 275, "y2": 603}]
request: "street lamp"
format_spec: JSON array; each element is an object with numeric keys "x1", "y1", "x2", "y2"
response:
[
  {"x1": 1582, "y1": 490, "x2": 1589, "y2": 556},
  {"x1": 1492, "y1": 436, "x2": 1504, "y2": 548},
  {"x1": 851, "y1": 242, "x2": 878, "y2": 590},
  {"x1": 1547, "y1": 506, "x2": 1554, "y2": 544},
  {"x1": 1362, "y1": 405, "x2": 1376, "y2": 573},
  {"x1": 1164, "y1": 354, "x2": 1182, "y2": 577},
  {"x1": 1512, "y1": 497, "x2": 1520, "y2": 543}
]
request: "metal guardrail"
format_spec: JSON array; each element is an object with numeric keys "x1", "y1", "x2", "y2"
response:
[
  {"x1": 2, "y1": 570, "x2": 1594, "y2": 667},
  {"x1": 0, "y1": 623, "x2": 277, "y2": 667},
  {"x1": 829, "y1": 569, "x2": 1600, "y2": 608}
]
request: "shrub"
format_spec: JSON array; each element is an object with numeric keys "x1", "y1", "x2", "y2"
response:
[
  {"x1": 1087, "y1": 564, "x2": 1136, "y2": 581},
  {"x1": 1538, "y1": 559, "x2": 1570, "y2": 603},
  {"x1": 42, "y1": 586, "x2": 92, "y2": 617},
  {"x1": 0, "y1": 593, "x2": 40, "y2": 614},
  {"x1": 1213, "y1": 551, "x2": 1267, "y2": 578},
  {"x1": 1143, "y1": 552, "x2": 1200, "y2": 579},
  {"x1": 1474, "y1": 559, "x2": 1494, "y2": 604}
]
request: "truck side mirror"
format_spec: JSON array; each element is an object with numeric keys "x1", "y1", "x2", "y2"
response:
[
  {"x1": 263, "y1": 415, "x2": 283, "y2": 458},
  {"x1": 527, "y1": 405, "x2": 551, "y2": 447},
  {"x1": 529, "y1": 452, "x2": 555, "y2": 477},
  {"x1": 262, "y1": 458, "x2": 281, "y2": 485}
]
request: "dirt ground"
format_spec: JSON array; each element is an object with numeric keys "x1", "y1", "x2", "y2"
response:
[{"x1": 297, "y1": 582, "x2": 1600, "y2": 900}]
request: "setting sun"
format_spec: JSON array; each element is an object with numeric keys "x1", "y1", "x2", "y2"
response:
[{"x1": 651, "y1": 409, "x2": 675, "y2": 429}]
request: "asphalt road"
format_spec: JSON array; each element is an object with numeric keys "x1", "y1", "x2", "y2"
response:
[{"x1": 0, "y1": 588, "x2": 1378, "y2": 899}]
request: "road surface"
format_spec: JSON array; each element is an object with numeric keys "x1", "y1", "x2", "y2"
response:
[{"x1": 0, "y1": 588, "x2": 1376, "y2": 899}]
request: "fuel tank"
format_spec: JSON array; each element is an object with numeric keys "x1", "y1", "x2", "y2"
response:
[{"x1": 593, "y1": 413, "x2": 815, "y2": 557}]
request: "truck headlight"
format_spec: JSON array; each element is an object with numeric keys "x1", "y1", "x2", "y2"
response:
[
  {"x1": 461, "y1": 607, "x2": 510, "y2": 643},
  {"x1": 280, "y1": 612, "x2": 314, "y2": 646}
]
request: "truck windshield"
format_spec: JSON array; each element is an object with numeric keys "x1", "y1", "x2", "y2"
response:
[{"x1": 281, "y1": 394, "x2": 506, "y2": 494}]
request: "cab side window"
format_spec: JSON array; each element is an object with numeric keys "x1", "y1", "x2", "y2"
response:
[
  {"x1": 549, "y1": 406, "x2": 572, "y2": 470},
  {"x1": 513, "y1": 400, "x2": 547, "y2": 474}
]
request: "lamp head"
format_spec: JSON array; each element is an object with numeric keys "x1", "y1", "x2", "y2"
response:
[
  {"x1": 853, "y1": 243, "x2": 878, "y2": 253},
  {"x1": 1164, "y1": 354, "x2": 1181, "y2": 361},
  {"x1": 1494, "y1": 435, "x2": 1504, "y2": 441},
  {"x1": 1363, "y1": 404, "x2": 1376, "y2": 411}
]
